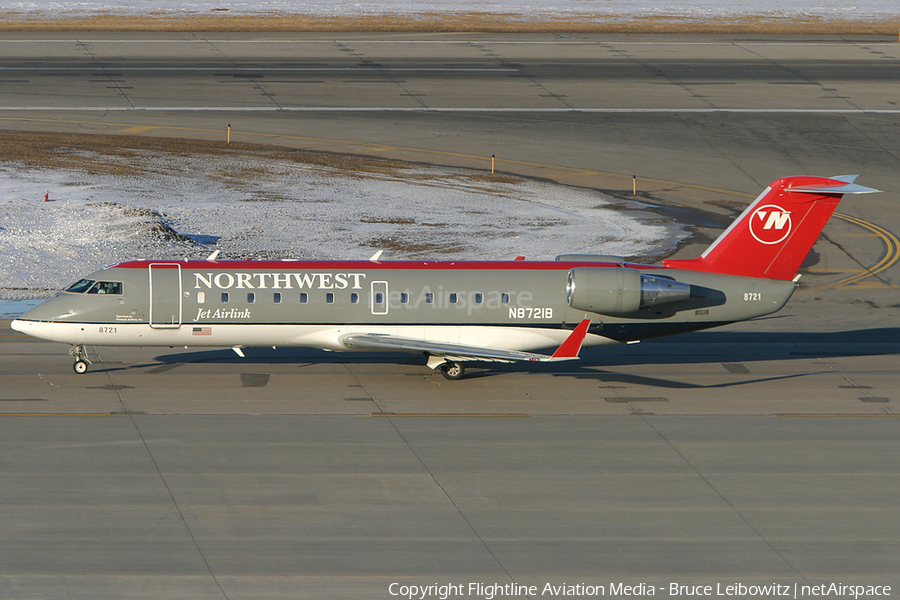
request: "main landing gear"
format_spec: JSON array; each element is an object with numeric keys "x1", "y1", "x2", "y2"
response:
[
  {"x1": 426, "y1": 354, "x2": 468, "y2": 380},
  {"x1": 69, "y1": 345, "x2": 92, "y2": 374},
  {"x1": 439, "y1": 361, "x2": 466, "y2": 381}
]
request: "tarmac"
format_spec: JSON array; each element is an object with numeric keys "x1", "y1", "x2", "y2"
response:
[{"x1": 0, "y1": 32, "x2": 898, "y2": 599}]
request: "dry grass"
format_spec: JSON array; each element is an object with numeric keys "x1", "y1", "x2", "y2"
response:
[
  {"x1": 0, "y1": 13, "x2": 896, "y2": 35},
  {"x1": 362, "y1": 235, "x2": 467, "y2": 255},
  {"x1": 0, "y1": 130, "x2": 509, "y2": 182},
  {"x1": 359, "y1": 216, "x2": 417, "y2": 225}
]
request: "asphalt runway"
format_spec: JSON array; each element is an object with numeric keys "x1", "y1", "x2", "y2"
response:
[{"x1": 1, "y1": 32, "x2": 899, "y2": 599}]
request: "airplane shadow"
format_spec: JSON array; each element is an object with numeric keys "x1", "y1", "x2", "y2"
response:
[
  {"x1": 548, "y1": 369, "x2": 828, "y2": 390},
  {"x1": 141, "y1": 327, "x2": 900, "y2": 388}
]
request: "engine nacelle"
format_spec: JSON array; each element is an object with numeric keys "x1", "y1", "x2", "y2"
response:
[{"x1": 566, "y1": 267, "x2": 691, "y2": 315}]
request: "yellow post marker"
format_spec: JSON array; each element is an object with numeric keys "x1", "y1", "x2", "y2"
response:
[
  {"x1": 227, "y1": 124, "x2": 231, "y2": 144},
  {"x1": 491, "y1": 154, "x2": 495, "y2": 174},
  {"x1": 633, "y1": 175, "x2": 636, "y2": 195}
]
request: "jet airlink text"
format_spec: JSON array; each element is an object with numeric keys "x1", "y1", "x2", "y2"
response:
[
  {"x1": 194, "y1": 308, "x2": 252, "y2": 321},
  {"x1": 386, "y1": 581, "x2": 891, "y2": 599}
]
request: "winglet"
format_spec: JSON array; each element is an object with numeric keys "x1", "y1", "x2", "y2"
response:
[{"x1": 550, "y1": 319, "x2": 591, "y2": 359}]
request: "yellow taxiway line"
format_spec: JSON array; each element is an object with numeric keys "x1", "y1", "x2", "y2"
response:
[{"x1": 368, "y1": 413, "x2": 529, "y2": 418}]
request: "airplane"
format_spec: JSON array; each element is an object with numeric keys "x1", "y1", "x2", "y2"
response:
[{"x1": 11, "y1": 175, "x2": 879, "y2": 380}]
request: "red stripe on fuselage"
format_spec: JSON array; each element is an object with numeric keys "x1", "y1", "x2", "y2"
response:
[{"x1": 113, "y1": 259, "x2": 662, "y2": 271}]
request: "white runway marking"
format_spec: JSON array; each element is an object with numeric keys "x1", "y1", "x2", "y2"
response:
[
  {"x1": 0, "y1": 107, "x2": 898, "y2": 113},
  {"x1": 0, "y1": 67, "x2": 519, "y2": 72},
  {"x1": 0, "y1": 39, "x2": 895, "y2": 46}
]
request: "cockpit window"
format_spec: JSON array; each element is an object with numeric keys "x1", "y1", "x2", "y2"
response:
[
  {"x1": 87, "y1": 281, "x2": 123, "y2": 295},
  {"x1": 66, "y1": 279, "x2": 95, "y2": 293}
]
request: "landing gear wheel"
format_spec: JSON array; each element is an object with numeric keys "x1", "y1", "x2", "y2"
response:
[
  {"x1": 440, "y1": 361, "x2": 466, "y2": 381},
  {"x1": 69, "y1": 345, "x2": 92, "y2": 374}
]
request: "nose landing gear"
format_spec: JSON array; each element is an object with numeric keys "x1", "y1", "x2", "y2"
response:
[{"x1": 69, "y1": 345, "x2": 92, "y2": 374}]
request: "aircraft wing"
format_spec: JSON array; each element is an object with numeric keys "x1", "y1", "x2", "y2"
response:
[{"x1": 339, "y1": 318, "x2": 591, "y2": 368}]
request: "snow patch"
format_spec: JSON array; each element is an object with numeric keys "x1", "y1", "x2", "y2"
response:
[{"x1": 0, "y1": 154, "x2": 684, "y2": 301}]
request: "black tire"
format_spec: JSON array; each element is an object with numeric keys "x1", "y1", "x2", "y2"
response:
[
  {"x1": 73, "y1": 360, "x2": 89, "y2": 374},
  {"x1": 440, "y1": 361, "x2": 465, "y2": 380}
]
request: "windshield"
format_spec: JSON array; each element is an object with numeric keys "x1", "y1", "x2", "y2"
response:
[
  {"x1": 66, "y1": 279, "x2": 95, "y2": 293},
  {"x1": 87, "y1": 281, "x2": 123, "y2": 295}
]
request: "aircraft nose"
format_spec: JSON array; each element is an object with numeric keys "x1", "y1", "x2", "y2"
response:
[
  {"x1": 11, "y1": 295, "x2": 73, "y2": 324},
  {"x1": 10, "y1": 317, "x2": 55, "y2": 342}
]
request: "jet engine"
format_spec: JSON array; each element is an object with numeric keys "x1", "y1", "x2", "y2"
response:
[{"x1": 566, "y1": 267, "x2": 691, "y2": 315}]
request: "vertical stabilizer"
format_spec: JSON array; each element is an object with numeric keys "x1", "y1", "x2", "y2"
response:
[{"x1": 663, "y1": 176, "x2": 879, "y2": 280}]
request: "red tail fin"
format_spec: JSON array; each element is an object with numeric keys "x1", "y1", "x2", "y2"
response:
[{"x1": 663, "y1": 176, "x2": 879, "y2": 280}]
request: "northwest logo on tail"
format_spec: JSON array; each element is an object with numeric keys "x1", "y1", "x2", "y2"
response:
[{"x1": 749, "y1": 204, "x2": 792, "y2": 244}]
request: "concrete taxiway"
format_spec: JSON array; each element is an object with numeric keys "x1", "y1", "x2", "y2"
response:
[{"x1": 0, "y1": 33, "x2": 898, "y2": 599}]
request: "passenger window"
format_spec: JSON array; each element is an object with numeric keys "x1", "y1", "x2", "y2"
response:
[
  {"x1": 221, "y1": 292, "x2": 229, "y2": 303},
  {"x1": 400, "y1": 292, "x2": 409, "y2": 304},
  {"x1": 326, "y1": 292, "x2": 334, "y2": 304},
  {"x1": 300, "y1": 292, "x2": 308, "y2": 304},
  {"x1": 501, "y1": 293, "x2": 510, "y2": 304},
  {"x1": 474, "y1": 292, "x2": 483, "y2": 304},
  {"x1": 197, "y1": 291, "x2": 206, "y2": 304},
  {"x1": 247, "y1": 292, "x2": 256, "y2": 304},
  {"x1": 273, "y1": 292, "x2": 282, "y2": 304},
  {"x1": 66, "y1": 279, "x2": 95, "y2": 293},
  {"x1": 425, "y1": 292, "x2": 434, "y2": 303},
  {"x1": 350, "y1": 292, "x2": 359, "y2": 304},
  {"x1": 449, "y1": 293, "x2": 458, "y2": 304},
  {"x1": 375, "y1": 292, "x2": 384, "y2": 304}
]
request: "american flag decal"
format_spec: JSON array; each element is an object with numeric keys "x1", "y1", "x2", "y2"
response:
[{"x1": 192, "y1": 327, "x2": 212, "y2": 336}]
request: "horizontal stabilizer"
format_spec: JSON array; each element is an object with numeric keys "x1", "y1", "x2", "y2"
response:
[{"x1": 787, "y1": 181, "x2": 880, "y2": 195}]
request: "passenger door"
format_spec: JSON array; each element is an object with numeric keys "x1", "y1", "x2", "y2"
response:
[{"x1": 149, "y1": 263, "x2": 183, "y2": 328}]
